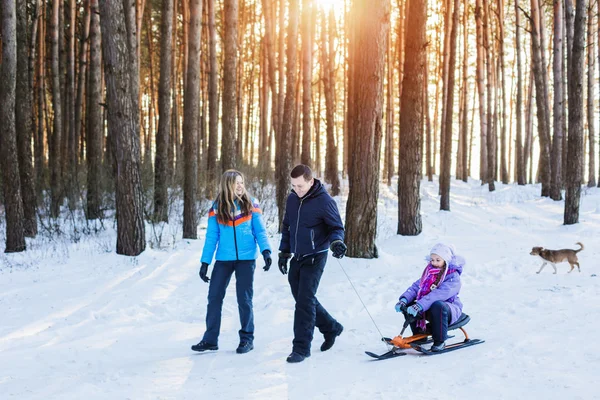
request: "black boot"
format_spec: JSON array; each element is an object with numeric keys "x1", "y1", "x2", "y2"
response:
[
  {"x1": 236, "y1": 341, "x2": 254, "y2": 354},
  {"x1": 286, "y1": 352, "x2": 310, "y2": 363},
  {"x1": 321, "y1": 324, "x2": 344, "y2": 352},
  {"x1": 191, "y1": 341, "x2": 218, "y2": 352}
]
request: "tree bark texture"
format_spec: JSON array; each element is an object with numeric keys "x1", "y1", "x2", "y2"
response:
[
  {"x1": 99, "y1": 0, "x2": 146, "y2": 255},
  {"x1": 16, "y1": 0, "x2": 37, "y2": 237},
  {"x1": 182, "y1": 0, "x2": 201, "y2": 239},
  {"x1": 397, "y1": 0, "x2": 426, "y2": 235},
  {"x1": 221, "y1": 0, "x2": 238, "y2": 170},
  {"x1": 564, "y1": 0, "x2": 586, "y2": 225},
  {"x1": 345, "y1": 0, "x2": 389, "y2": 258},
  {"x1": 154, "y1": 0, "x2": 174, "y2": 222},
  {"x1": 0, "y1": 0, "x2": 26, "y2": 252}
]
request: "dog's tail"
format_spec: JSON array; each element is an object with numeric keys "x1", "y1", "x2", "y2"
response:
[{"x1": 575, "y1": 242, "x2": 584, "y2": 253}]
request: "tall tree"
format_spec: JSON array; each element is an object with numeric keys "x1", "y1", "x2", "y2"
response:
[
  {"x1": 530, "y1": 0, "x2": 552, "y2": 197},
  {"x1": 322, "y1": 9, "x2": 340, "y2": 195},
  {"x1": 16, "y1": 0, "x2": 37, "y2": 237},
  {"x1": 514, "y1": 0, "x2": 525, "y2": 185},
  {"x1": 206, "y1": 0, "x2": 219, "y2": 195},
  {"x1": 276, "y1": 0, "x2": 299, "y2": 229},
  {"x1": 74, "y1": 0, "x2": 91, "y2": 183},
  {"x1": 345, "y1": 0, "x2": 389, "y2": 257},
  {"x1": 86, "y1": 0, "x2": 102, "y2": 220},
  {"x1": 398, "y1": 0, "x2": 426, "y2": 235},
  {"x1": 586, "y1": 2, "x2": 595, "y2": 187},
  {"x1": 50, "y1": 0, "x2": 63, "y2": 217},
  {"x1": 182, "y1": 0, "x2": 202, "y2": 239},
  {"x1": 475, "y1": 0, "x2": 488, "y2": 182},
  {"x1": 221, "y1": 0, "x2": 238, "y2": 170},
  {"x1": 498, "y1": 0, "x2": 508, "y2": 184},
  {"x1": 550, "y1": 0, "x2": 565, "y2": 199},
  {"x1": 564, "y1": 0, "x2": 586, "y2": 225},
  {"x1": 0, "y1": 0, "x2": 26, "y2": 252},
  {"x1": 300, "y1": 0, "x2": 313, "y2": 166},
  {"x1": 154, "y1": 0, "x2": 174, "y2": 222},
  {"x1": 440, "y1": 0, "x2": 459, "y2": 210},
  {"x1": 99, "y1": 0, "x2": 146, "y2": 255}
]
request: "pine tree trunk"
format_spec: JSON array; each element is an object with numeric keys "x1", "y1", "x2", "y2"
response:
[
  {"x1": 475, "y1": 0, "x2": 488, "y2": 182},
  {"x1": 322, "y1": 9, "x2": 339, "y2": 195},
  {"x1": 425, "y1": 51, "x2": 433, "y2": 182},
  {"x1": 220, "y1": 0, "x2": 238, "y2": 170},
  {"x1": 548, "y1": 0, "x2": 565, "y2": 198},
  {"x1": 384, "y1": 26, "x2": 394, "y2": 186},
  {"x1": 16, "y1": 0, "x2": 37, "y2": 237},
  {"x1": 36, "y1": 1, "x2": 46, "y2": 195},
  {"x1": 483, "y1": 0, "x2": 495, "y2": 191},
  {"x1": 50, "y1": 0, "x2": 63, "y2": 218},
  {"x1": 460, "y1": 3, "x2": 469, "y2": 182},
  {"x1": 498, "y1": 0, "x2": 509, "y2": 184},
  {"x1": 276, "y1": 0, "x2": 299, "y2": 230},
  {"x1": 586, "y1": 3, "x2": 596, "y2": 187},
  {"x1": 397, "y1": 0, "x2": 426, "y2": 235},
  {"x1": 345, "y1": 0, "x2": 389, "y2": 257},
  {"x1": 440, "y1": 0, "x2": 459, "y2": 211},
  {"x1": 300, "y1": 0, "x2": 313, "y2": 166},
  {"x1": 564, "y1": 0, "x2": 586, "y2": 225},
  {"x1": 86, "y1": 0, "x2": 102, "y2": 220},
  {"x1": 1, "y1": 0, "x2": 26, "y2": 252},
  {"x1": 73, "y1": 0, "x2": 91, "y2": 196},
  {"x1": 530, "y1": 0, "x2": 552, "y2": 196},
  {"x1": 514, "y1": 0, "x2": 525, "y2": 185},
  {"x1": 182, "y1": 0, "x2": 201, "y2": 239},
  {"x1": 153, "y1": 0, "x2": 173, "y2": 222},
  {"x1": 65, "y1": 0, "x2": 76, "y2": 209},
  {"x1": 598, "y1": 0, "x2": 600, "y2": 188},
  {"x1": 99, "y1": 0, "x2": 146, "y2": 255}
]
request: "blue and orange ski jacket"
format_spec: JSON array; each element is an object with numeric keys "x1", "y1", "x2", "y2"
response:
[{"x1": 200, "y1": 197, "x2": 271, "y2": 264}]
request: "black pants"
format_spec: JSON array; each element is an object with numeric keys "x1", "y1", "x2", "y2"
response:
[
  {"x1": 288, "y1": 252, "x2": 339, "y2": 356},
  {"x1": 410, "y1": 300, "x2": 451, "y2": 344}
]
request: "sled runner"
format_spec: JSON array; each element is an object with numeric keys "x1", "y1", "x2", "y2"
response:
[{"x1": 365, "y1": 313, "x2": 484, "y2": 360}]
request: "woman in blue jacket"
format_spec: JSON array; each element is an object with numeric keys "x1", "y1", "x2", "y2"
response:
[{"x1": 191, "y1": 170, "x2": 272, "y2": 354}]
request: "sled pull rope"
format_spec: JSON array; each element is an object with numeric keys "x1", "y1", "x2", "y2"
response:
[{"x1": 335, "y1": 258, "x2": 389, "y2": 347}]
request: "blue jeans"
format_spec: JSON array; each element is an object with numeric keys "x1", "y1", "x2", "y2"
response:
[
  {"x1": 202, "y1": 260, "x2": 255, "y2": 345},
  {"x1": 288, "y1": 252, "x2": 339, "y2": 356}
]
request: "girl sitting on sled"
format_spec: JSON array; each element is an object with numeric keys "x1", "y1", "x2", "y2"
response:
[{"x1": 395, "y1": 243, "x2": 465, "y2": 352}]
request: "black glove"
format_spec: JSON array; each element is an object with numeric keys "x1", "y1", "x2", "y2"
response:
[
  {"x1": 262, "y1": 250, "x2": 272, "y2": 271},
  {"x1": 330, "y1": 241, "x2": 347, "y2": 259},
  {"x1": 199, "y1": 262, "x2": 210, "y2": 283},
  {"x1": 278, "y1": 252, "x2": 292, "y2": 275}
]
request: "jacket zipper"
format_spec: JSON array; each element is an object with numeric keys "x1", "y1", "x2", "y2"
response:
[
  {"x1": 294, "y1": 198, "x2": 304, "y2": 255},
  {"x1": 233, "y1": 220, "x2": 239, "y2": 260}
]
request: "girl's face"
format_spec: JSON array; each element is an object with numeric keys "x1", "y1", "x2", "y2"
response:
[
  {"x1": 430, "y1": 253, "x2": 446, "y2": 268},
  {"x1": 234, "y1": 175, "x2": 245, "y2": 196}
]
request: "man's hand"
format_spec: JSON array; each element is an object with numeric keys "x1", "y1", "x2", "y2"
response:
[
  {"x1": 330, "y1": 241, "x2": 347, "y2": 259},
  {"x1": 278, "y1": 252, "x2": 292, "y2": 275}
]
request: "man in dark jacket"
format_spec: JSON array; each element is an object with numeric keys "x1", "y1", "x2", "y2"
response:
[{"x1": 278, "y1": 164, "x2": 347, "y2": 363}]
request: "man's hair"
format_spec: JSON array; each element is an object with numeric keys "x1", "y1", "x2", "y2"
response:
[{"x1": 290, "y1": 164, "x2": 313, "y2": 181}]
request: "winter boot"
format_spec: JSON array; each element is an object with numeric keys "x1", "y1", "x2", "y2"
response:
[
  {"x1": 321, "y1": 324, "x2": 344, "y2": 352},
  {"x1": 236, "y1": 341, "x2": 254, "y2": 354},
  {"x1": 430, "y1": 341, "x2": 446, "y2": 352},
  {"x1": 286, "y1": 352, "x2": 310, "y2": 363},
  {"x1": 191, "y1": 341, "x2": 218, "y2": 352}
]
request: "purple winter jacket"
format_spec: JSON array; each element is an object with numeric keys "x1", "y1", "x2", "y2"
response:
[{"x1": 399, "y1": 258, "x2": 465, "y2": 325}]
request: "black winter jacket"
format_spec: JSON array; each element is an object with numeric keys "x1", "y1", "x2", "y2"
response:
[{"x1": 279, "y1": 179, "x2": 344, "y2": 257}]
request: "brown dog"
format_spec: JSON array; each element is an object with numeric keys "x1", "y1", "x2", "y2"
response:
[{"x1": 530, "y1": 242, "x2": 584, "y2": 274}]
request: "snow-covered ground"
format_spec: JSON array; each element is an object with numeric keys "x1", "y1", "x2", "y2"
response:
[{"x1": 1, "y1": 178, "x2": 599, "y2": 400}]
